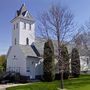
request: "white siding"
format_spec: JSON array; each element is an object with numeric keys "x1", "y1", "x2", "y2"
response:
[
  {"x1": 7, "y1": 46, "x2": 27, "y2": 76},
  {"x1": 12, "y1": 19, "x2": 20, "y2": 46},
  {"x1": 19, "y1": 21, "x2": 35, "y2": 45},
  {"x1": 80, "y1": 56, "x2": 89, "y2": 72},
  {"x1": 35, "y1": 58, "x2": 43, "y2": 76},
  {"x1": 12, "y1": 18, "x2": 35, "y2": 46},
  {"x1": 26, "y1": 57, "x2": 43, "y2": 78}
]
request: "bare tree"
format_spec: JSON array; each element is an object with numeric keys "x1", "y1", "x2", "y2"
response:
[
  {"x1": 74, "y1": 26, "x2": 89, "y2": 50},
  {"x1": 73, "y1": 24, "x2": 90, "y2": 74},
  {"x1": 38, "y1": 4, "x2": 77, "y2": 89},
  {"x1": 75, "y1": 19, "x2": 90, "y2": 50}
]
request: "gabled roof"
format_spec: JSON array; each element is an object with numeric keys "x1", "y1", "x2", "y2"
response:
[
  {"x1": 11, "y1": 4, "x2": 34, "y2": 22},
  {"x1": 33, "y1": 38, "x2": 58, "y2": 56},
  {"x1": 7, "y1": 38, "x2": 90, "y2": 58},
  {"x1": 33, "y1": 38, "x2": 90, "y2": 57},
  {"x1": 19, "y1": 45, "x2": 37, "y2": 57}
]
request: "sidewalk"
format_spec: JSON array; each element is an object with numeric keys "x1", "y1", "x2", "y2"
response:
[{"x1": 0, "y1": 83, "x2": 30, "y2": 90}]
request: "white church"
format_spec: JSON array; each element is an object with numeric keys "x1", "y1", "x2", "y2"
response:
[
  {"x1": 7, "y1": 4, "x2": 43, "y2": 79},
  {"x1": 7, "y1": 4, "x2": 90, "y2": 80}
]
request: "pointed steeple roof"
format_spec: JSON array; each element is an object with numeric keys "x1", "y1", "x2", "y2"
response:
[
  {"x1": 11, "y1": 4, "x2": 35, "y2": 22},
  {"x1": 16, "y1": 4, "x2": 27, "y2": 16}
]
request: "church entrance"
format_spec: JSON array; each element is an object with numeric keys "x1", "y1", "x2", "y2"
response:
[
  {"x1": 26, "y1": 58, "x2": 36, "y2": 79},
  {"x1": 30, "y1": 61, "x2": 35, "y2": 79}
]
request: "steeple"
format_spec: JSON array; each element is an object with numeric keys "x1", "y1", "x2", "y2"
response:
[
  {"x1": 16, "y1": 4, "x2": 27, "y2": 17},
  {"x1": 11, "y1": 4, "x2": 34, "y2": 22},
  {"x1": 11, "y1": 4, "x2": 35, "y2": 46}
]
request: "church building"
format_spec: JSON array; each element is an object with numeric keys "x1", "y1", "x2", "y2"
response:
[
  {"x1": 7, "y1": 4, "x2": 90, "y2": 80},
  {"x1": 7, "y1": 4, "x2": 43, "y2": 79}
]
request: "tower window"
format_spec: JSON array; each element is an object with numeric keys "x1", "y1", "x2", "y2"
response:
[
  {"x1": 14, "y1": 56, "x2": 16, "y2": 59},
  {"x1": 16, "y1": 23, "x2": 18, "y2": 29},
  {"x1": 14, "y1": 24, "x2": 15, "y2": 30},
  {"x1": 26, "y1": 38, "x2": 29, "y2": 45},
  {"x1": 15, "y1": 38, "x2": 16, "y2": 45},
  {"x1": 29, "y1": 24, "x2": 31, "y2": 30},
  {"x1": 24, "y1": 23, "x2": 26, "y2": 29}
]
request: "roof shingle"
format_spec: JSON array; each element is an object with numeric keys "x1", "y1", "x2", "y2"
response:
[{"x1": 19, "y1": 45, "x2": 37, "y2": 57}]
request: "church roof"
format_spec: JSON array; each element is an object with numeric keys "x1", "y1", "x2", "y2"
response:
[
  {"x1": 7, "y1": 38, "x2": 90, "y2": 58},
  {"x1": 11, "y1": 4, "x2": 34, "y2": 22},
  {"x1": 33, "y1": 38, "x2": 58, "y2": 56},
  {"x1": 33, "y1": 38, "x2": 90, "y2": 57},
  {"x1": 19, "y1": 45, "x2": 38, "y2": 57}
]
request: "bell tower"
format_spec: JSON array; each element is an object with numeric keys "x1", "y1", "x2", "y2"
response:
[{"x1": 11, "y1": 4, "x2": 35, "y2": 46}]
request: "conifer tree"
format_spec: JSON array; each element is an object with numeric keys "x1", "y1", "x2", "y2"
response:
[
  {"x1": 43, "y1": 39, "x2": 55, "y2": 81},
  {"x1": 71, "y1": 48, "x2": 80, "y2": 77},
  {"x1": 61, "y1": 44, "x2": 69, "y2": 79}
]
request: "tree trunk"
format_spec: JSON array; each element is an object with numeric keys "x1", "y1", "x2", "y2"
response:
[
  {"x1": 61, "y1": 69, "x2": 64, "y2": 89},
  {"x1": 57, "y1": 35, "x2": 64, "y2": 89}
]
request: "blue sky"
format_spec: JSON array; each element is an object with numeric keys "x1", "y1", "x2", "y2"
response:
[{"x1": 0, "y1": 0, "x2": 90, "y2": 55}]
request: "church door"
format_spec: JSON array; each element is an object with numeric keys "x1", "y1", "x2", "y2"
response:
[{"x1": 30, "y1": 61, "x2": 35, "y2": 79}]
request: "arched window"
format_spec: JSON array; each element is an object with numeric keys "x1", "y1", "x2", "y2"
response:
[
  {"x1": 14, "y1": 24, "x2": 15, "y2": 30},
  {"x1": 26, "y1": 38, "x2": 29, "y2": 45},
  {"x1": 16, "y1": 23, "x2": 18, "y2": 29},
  {"x1": 15, "y1": 38, "x2": 16, "y2": 45},
  {"x1": 24, "y1": 22, "x2": 26, "y2": 29},
  {"x1": 29, "y1": 24, "x2": 31, "y2": 30}
]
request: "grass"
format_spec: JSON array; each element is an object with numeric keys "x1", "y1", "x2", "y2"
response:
[{"x1": 7, "y1": 75, "x2": 90, "y2": 90}]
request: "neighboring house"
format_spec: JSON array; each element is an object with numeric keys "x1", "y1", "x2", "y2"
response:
[
  {"x1": 68, "y1": 44, "x2": 90, "y2": 73},
  {"x1": 79, "y1": 49, "x2": 90, "y2": 73},
  {"x1": 7, "y1": 4, "x2": 90, "y2": 80}
]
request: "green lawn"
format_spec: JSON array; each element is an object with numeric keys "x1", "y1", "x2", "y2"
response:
[{"x1": 7, "y1": 75, "x2": 90, "y2": 90}]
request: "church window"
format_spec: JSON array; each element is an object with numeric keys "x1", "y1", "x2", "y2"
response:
[
  {"x1": 14, "y1": 24, "x2": 15, "y2": 30},
  {"x1": 14, "y1": 56, "x2": 16, "y2": 59},
  {"x1": 27, "y1": 67, "x2": 30, "y2": 72},
  {"x1": 32, "y1": 61, "x2": 34, "y2": 64},
  {"x1": 26, "y1": 38, "x2": 29, "y2": 45},
  {"x1": 15, "y1": 38, "x2": 16, "y2": 45},
  {"x1": 29, "y1": 24, "x2": 31, "y2": 30},
  {"x1": 24, "y1": 23, "x2": 26, "y2": 29},
  {"x1": 13, "y1": 55, "x2": 17, "y2": 60},
  {"x1": 87, "y1": 58, "x2": 89, "y2": 65},
  {"x1": 16, "y1": 23, "x2": 18, "y2": 29}
]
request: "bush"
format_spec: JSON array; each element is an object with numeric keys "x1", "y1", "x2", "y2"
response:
[
  {"x1": 55, "y1": 73, "x2": 69, "y2": 80},
  {"x1": 19, "y1": 75, "x2": 30, "y2": 83},
  {"x1": 0, "y1": 55, "x2": 6, "y2": 72},
  {"x1": 0, "y1": 71, "x2": 30, "y2": 84},
  {"x1": 0, "y1": 66, "x2": 4, "y2": 73}
]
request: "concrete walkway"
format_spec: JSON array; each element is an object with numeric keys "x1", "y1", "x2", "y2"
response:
[{"x1": 0, "y1": 83, "x2": 30, "y2": 90}]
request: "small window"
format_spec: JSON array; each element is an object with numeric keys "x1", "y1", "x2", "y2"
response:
[
  {"x1": 15, "y1": 38, "x2": 16, "y2": 45},
  {"x1": 27, "y1": 70, "x2": 30, "y2": 72},
  {"x1": 16, "y1": 23, "x2": 18, "y2": 29},
  {"x1": 26, "y1": 38, "x2": 29, "y2": 45},
  {"x1": 24, "y1": 23, "x2": 26, "y2": 29},
  {"x1": 14, "y1": 24, "x2": 15, "y2": 30},
  {"x1": 87, "y1": 58, "x2": 89, "y2": 65},
  {"x1": 14, "y1": 56, "x2": 16, "y2": 59},
  {"x1": 32, "y1": 61, "x2": 34, "y2": 64},
  {"x1": 13, "y1": 55, "x2": 17, "y2": 60},
  {"x1": 29, "y1": 24, "x2": 31, "y2": 30}
]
